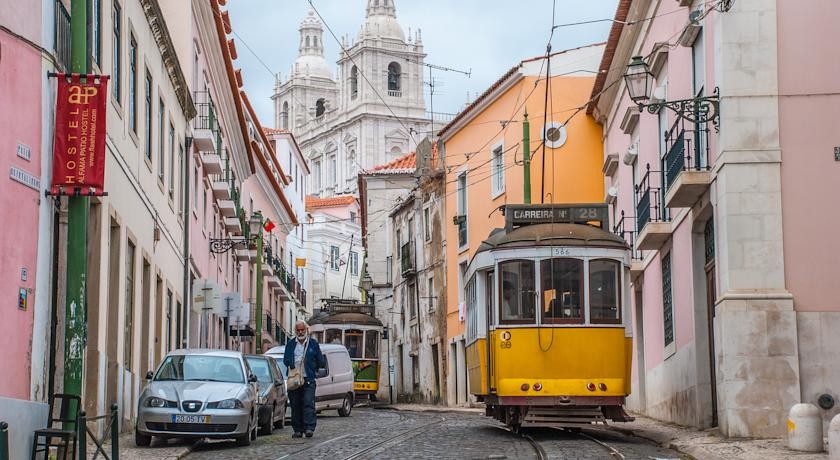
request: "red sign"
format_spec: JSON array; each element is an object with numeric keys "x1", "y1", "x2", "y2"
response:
[{"x1": 52, "y1": 74, "x2": 109, "y2": 193}]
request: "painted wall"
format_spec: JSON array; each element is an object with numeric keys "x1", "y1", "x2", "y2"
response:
[
  {"x1": 0, "y1": 12, "x2": 44, "y2": 403},
  {"x1": 443, "y1": 69, "x2": 604, "y2": 344}
]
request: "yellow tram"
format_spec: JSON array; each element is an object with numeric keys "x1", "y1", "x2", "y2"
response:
[
  {"x1": 464, "y1": 204, "x2": 634, "y2": 430},
  {"x1": 308, "y1": 300, "x2": 383, "y2": 399}
]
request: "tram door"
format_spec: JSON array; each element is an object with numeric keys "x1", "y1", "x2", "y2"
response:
[{"x1": 486, "y1": 271, "x2": 495, "y2": 392}]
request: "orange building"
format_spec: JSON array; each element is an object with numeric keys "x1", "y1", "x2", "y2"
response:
[{"x1": 438, "y1": 43, "x2": 607, "y2": 405}]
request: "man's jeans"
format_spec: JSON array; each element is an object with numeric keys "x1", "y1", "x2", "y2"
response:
[{"x1": 289, "y1": 380, "x2": 317, "y2": 433}]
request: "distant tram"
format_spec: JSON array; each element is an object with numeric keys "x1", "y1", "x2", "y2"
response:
[
  {"x1": 308, "y1": 299, "x2": 383, "y2": 399},
  {"x1": 464, "y1": 204, "x2": 634, "y2": 431}
]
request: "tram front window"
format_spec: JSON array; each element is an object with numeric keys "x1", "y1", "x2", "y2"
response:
[
  {"x1": 590, "y1": 259, "x2": 622, "y2": 324},
  {"x1": 364, "y1": 330, "x2": 379, "y2": 359},
  {"x1": 345, "y1": 329, "x2": 363, "y2": 359},
  {"x1": 325, "y1": 328, "x2": 343, "y2": 345},
  {"x1": 540, "y1": 258, "x2": 584, "y2": 324},
  {"x1": 499, "y1": 260, "x2": 536, "y2": 323}
]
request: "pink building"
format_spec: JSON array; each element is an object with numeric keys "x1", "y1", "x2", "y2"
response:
[{"x1": 590, "y1": 0, "x2": 840, "y2": 438}]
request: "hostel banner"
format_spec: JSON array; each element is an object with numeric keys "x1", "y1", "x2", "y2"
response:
[{"x1": 52, "y1": 73, "x2": 109, "y2": 192}]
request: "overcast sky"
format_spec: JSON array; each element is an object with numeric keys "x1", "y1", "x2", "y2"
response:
[{"x1": 227, "y1": 0, "x2": 619, "y2": 125}]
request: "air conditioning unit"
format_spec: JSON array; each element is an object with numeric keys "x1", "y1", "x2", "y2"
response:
[{"x1": 623, "y1": 142, "x2": 638, "y2": 165}]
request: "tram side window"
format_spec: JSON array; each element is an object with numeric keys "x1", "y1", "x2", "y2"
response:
[
  {"x1": 540, "y1": 258, "x2": 584, "y2": 324},
  {"x1": 312, "y1": 331, "x2": 324, "y2": 343},
  {"x1": 499, "y1": 260, "x2": 536, "y2": 323},
  {"x1": 345, "y1": 329, "x2": 363, "y2": 359},
  {"x1": 590, "y1": 259, "x2": 622, "y2": 324},
  {"x1": 325, "y1": 328, "x2": 343, "y2": 345},
  {"x1": 364, "y1": 330, "x2": 379, "y2": 359}
]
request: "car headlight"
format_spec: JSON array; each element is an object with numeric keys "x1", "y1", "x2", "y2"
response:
[
  {"x1": 144, "y1": 397, "x2": 166, "y2": 408},
  {"x1": 216, "y1": 399, "x2": 244, "y2": 409}
]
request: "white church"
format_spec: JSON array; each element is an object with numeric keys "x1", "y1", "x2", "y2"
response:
[{"x1": 273, "y1": 0, "x2": 432, "y2": 198}]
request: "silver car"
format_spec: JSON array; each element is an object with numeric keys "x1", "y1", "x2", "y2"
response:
[{"x1": 135, "y1": 349, "x2": 259, "y2": 447}]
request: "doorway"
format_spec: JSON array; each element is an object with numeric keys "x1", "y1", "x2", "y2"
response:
[{"x1": 704, "y1": 219, "x2": 718, "y2": 427}]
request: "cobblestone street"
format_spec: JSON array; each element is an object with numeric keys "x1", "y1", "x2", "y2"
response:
[{"x1": 177, "y1": 408, "x2": 684, "y2": 460}]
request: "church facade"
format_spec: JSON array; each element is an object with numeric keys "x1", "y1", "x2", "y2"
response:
[{"x1": 272, "y1": 0, "x2": 432, "y2": 198}]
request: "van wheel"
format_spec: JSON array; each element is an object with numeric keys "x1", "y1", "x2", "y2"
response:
[{"x1": 338, "y1": 394, "x2": 353, "y2": 417}]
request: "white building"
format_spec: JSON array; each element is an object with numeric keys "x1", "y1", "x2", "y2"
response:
[
  {"x1": 304, "y1": 195, "x2": 363, "y2": 305},
  {"x1": 273, "y1": 1, "x2": 432, "y2": 198}
]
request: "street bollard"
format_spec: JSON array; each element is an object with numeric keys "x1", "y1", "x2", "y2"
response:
[
  {"x1": 110, "y1": 404, "x2": 119, "y2": 460},
  {"x1": 0, "y1": 421, "x2": 9, "y2": 460},
  {"x1": 829, "y1": 414, "x2": 840, "y2": 460},
  {"x1": 787, "y1": 403, "x2": 823, "y2": 452},
  {"x1": 78, "y1": 411, "x2": 86, "y2": 460}
]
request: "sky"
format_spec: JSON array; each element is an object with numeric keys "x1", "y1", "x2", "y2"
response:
[{"x1": 227, "y1": 0, "x2": 620, "y2": 125}]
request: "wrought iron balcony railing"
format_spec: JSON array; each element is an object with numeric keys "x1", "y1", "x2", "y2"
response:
[
  {"x1": 193, "y1": 91, "x2": 219, "y2": 132},
  {"x1": 54, "y1": 0, "x2": 71, "y2": 71},
  {"x1": 613, "y1": 210, "x2": 641, "y2": 260},
  {"x1": 663, "y1": 117, "x2": 711, "y2": 191},
  {"x1": 635, "y1": 164, "x2": 668, "y2": 233}
]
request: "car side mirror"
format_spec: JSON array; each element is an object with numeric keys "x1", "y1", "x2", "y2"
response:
[
  {"x1": 315, "y1": 368, "x2": 328, "y2": 379},
  {"x1": 248, "y1": 374, "x2": 258, "y2": 383},
  {"x1": 145, "y1": 371, "x2": 154, "y2": 380}
]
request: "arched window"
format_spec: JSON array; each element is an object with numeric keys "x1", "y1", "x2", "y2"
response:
[
  {"x1": 305, "y1": 36, "x2": 311, "y2": 47},
  {"x1": 350, "y1": 66, "x2": 358, "y2": 98},
  {"x1": 313, "y1": 36, "x2": 318, "y2": 47},
  {"x1": 280, "y1": 101, "x2": 289, "y2": 129},
  {"x1": 315, "y1": 98, "x2": 326, "y2": 117},
  {"x1": 387, "y1": 62, "x2": 401, "y2": 94}
]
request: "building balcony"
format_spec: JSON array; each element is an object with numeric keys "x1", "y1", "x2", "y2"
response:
[
  {"x1": 635, "y1": 164, "x2": 672, "y2": 250},
  {"x1": 201, "y1": 152, "x2": 223, "y2": 176},
  {"x1": 248, "y1": 249, "x2": 257, "y2": 262},
  {"x1": 235, "y1": 249, "x2": 250, "y2": 262},
  {"x1": 212, "y1": 180, "x2": 231, "y2": 200},
  {"x1": 630, "y1": 259, "x2": 645, "y2": 282},
  {"x1": 267, "y1": 275, "x2": 281, "y2": 288},
  {"x1": 224, "y1": 216, "x2": 242, "y2": 235},
  {"x1": 193, "y1": 91, "x2": 218, "y2": 152},
  {"x1": 218, "y1": 199, "x2": 237, "y2": 217},
  {"x1": 388, "y1": 90, "x2": 402, "y2": 97},
  {"x1": 663, "y1": 121, "x2": 712, "y2": 208},
  {"x1": 613, "y1": 211, "x2": 641, "y2": 260},
  {"x1": 262, "y1": 262, "x2": 274, "y2": 276}
]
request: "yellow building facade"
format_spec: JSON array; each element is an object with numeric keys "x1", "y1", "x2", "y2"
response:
[{"x1": 439, "y1": 43, "x2": 607, "y2": 405}]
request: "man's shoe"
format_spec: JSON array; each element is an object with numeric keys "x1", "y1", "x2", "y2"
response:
[
  {"x1": 305, "y1": 431, "x2": 313, "y2": 438},
  {"x1": 292, "y1": 432, "x2": 303, "y2": 438}
]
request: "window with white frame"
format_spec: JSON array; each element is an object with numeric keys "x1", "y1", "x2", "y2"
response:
[
  {"x1": 330, "y1": 245, "x2": 340, "y2": 271},
  {"x1": 313, "y1": 159, "x2": 322, "y2": 192},
  {"x1": 350, "y1": 251, "x2": 359, "y2": 276},
  {"x1": 491, "y1": 144, "x2": 505, "y2": 196},
  {"x1": 328, "y1": 154, "x2": 337, "y2": 186}
]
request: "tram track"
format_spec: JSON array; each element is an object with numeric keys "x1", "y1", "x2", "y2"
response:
[
  {"x1": 564, "y1": 428, "x2": 625, "y2": 459},
  {"x1": 339, "y1": 416, "x2": 446, "y2": 460}
]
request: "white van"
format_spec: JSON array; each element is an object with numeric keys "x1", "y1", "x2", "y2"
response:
[{"x1": 265, "y1": 343, "x2": 355, "y2": 417}]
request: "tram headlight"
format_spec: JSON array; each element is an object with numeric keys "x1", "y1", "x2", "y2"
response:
[
  {"x1": 520, "y1": 383, "x2": 530, "y2": 391},
  {"x1": 533, "y1": 383, "x2": 542, "y2": 392},
  {"x1": 587, "y1": 382, "x2": 596, "y2": 392},
  {"x1": 599, "y1": 383, "x2": 608, "y2": 391}
]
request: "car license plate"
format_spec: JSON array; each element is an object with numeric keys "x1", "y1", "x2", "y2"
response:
[{"x1": 171, "y1": 414, "x2": 211, "y2": 424}]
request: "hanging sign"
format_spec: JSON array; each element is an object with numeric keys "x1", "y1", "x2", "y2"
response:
[{"x1": 51, "y1": 73, "x2": 109, "y2": 195}]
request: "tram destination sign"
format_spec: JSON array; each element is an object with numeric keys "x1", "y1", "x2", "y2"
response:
[{"x1": 504, "y1": 204, "x2": 609, "y2": 230}]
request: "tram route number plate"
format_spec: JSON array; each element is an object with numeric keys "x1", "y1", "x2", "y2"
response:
[
  {"x1": 172, "y1": 415, "x2": 211, "y2": 424},
  {"x1": 500, "y1": 331, "x2": 512, "y2": 349}
]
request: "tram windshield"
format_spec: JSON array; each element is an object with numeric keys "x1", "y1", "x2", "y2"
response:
[
  {"x1": 499, "y1": 260, "x2": 536, "y2": 323},
  {"x1": 541, "y1": 258, "x2": 584, "y2": 324},
  {"x1": 325, "y1": 328, "x2": 343, "y2": 345},
  {"x1": 590, "y1": 259, "x2": 622, "y2": 323},
  {"x1": 345, "y1": 329, "x2": 363, "y2": 358},
  {"x1": 364, "y1": 330, "x2": 379, "y2": 359}
]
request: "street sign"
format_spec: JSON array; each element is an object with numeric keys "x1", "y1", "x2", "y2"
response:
[
  {"x1": 192, "y1": 279, "x2": 221, "y2": 314},
  {"x1": 504, "y1": 204, "x2": 609, "y2": 230}
]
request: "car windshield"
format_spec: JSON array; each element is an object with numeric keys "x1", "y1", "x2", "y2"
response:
[
  {"x1": 155, "y1": 355, "x2": 244, "y2": 383},
  {"x1": 245, "y1": 357, "x2": 274, "y2": 383},
  {"x1": 269, "y1": 356, "x2": 288, "y2": 378}
]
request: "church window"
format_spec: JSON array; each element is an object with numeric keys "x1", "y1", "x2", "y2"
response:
[
  {"x1": 328, "y1": 154, "x2": 337, "y2": 185},
  {"x1": 313, "y1": 159, "x2": 322, "y2": 192},
  {"x1": 315, "y1": 98, "x2": 326, "y2": 117},
  {"x1": 281, "y1": 101, "x2": 289, "y2": 129},
  {"x1": 306, "y1": 36, "x2": 311, "y2": 47},
  {"x1": 313, "y1": 36, "x2": 318, "y2": 47},
  {"x1": 350, "y1": 66, "x2": 358, "y2": 99},
  {"x1": 388, "y1": 62, "x2": 402, "y2": 94}
]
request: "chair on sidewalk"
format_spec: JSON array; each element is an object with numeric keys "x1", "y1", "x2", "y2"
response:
[{"x1": 30, "y1": 393, "x2": 81, "y2": 460}]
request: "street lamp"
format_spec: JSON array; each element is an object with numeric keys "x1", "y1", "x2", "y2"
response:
[{"x1": 624, "y1": 55, "x2": 720, "y2": 128}]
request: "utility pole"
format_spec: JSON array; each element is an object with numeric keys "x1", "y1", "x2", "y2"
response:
[
  {"x1": 523, "y1": 110, "x2": 532, "y2": 204},
  {"x1": 64, "y1": 0, "x2": 90, "y2": 424}
]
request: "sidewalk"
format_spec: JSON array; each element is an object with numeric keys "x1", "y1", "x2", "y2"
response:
[
  {"x1": 609, "y1": 414, "x2": 828, "y2": 460},
  {"x1": 85, "y1": 434, "x2": 193, "y2": 460}
]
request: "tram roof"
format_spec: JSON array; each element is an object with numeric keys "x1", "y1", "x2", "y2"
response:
[
  {"x1": 308, "y1": 311, "x2": 384, "y2": 327},
  {"x1": 476, "y1": 222, "x2": 628, "y2": 254}
]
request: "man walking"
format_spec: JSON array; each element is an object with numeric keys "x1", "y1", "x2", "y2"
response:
[{"x1": 284, "y1": 320, "x2": 326, "y2": 438}]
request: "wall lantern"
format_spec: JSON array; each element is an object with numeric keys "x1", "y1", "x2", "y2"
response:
[{"x1": 623, "y1": 56, "x2": 653, "y2": 104}]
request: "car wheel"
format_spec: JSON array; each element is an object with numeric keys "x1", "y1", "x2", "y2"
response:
[
  {"x1": 260, "y1": 405, "x2": 274, "y2": 436},
  {"x1": 250, "y1": 415, "x2": 258, "y2": 441},
  {"x1": 235, "y1": 431, "x2": 251, "y2": 447},
  {"x1": 135, "y1": 431, "x2": 152, "y2": 447},
  {"x1": 338, "y1": 394, "x2": 353, "y2": 417},
  {"x1": 274, "y1": 403, "x2": 286, "y2": 429}
]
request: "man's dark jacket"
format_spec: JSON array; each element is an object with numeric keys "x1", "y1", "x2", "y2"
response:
[{"x1": 283, "y1": 337, "x2": 326, "y2": 384}]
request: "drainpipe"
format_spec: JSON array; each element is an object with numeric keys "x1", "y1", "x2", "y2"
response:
[{"x1": 183, "y1": 137, "x2": 193, "y2": 348}]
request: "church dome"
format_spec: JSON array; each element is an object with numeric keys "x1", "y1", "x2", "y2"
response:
[
  {"x1": 359, "y1": 0, "x2": 405, "y2": 41},
  {"x1": 293, "y1": 54, "x2": 334, "y2": 79},
  {"x1": 292, "y1": 10, "x2": 334, "y2": 80}
]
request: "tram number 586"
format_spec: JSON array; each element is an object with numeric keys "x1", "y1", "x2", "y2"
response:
[{"x1": 552, "y1": 247, "x2": 570, "y2": 256}]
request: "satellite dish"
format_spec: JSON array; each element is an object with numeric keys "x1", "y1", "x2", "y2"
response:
[
  {"x1": 542, "y1": 122, "x2": 567, "y2": 149},
  {"x1": 191, "y1": 279, "x2": 221, "y2": 314}
]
